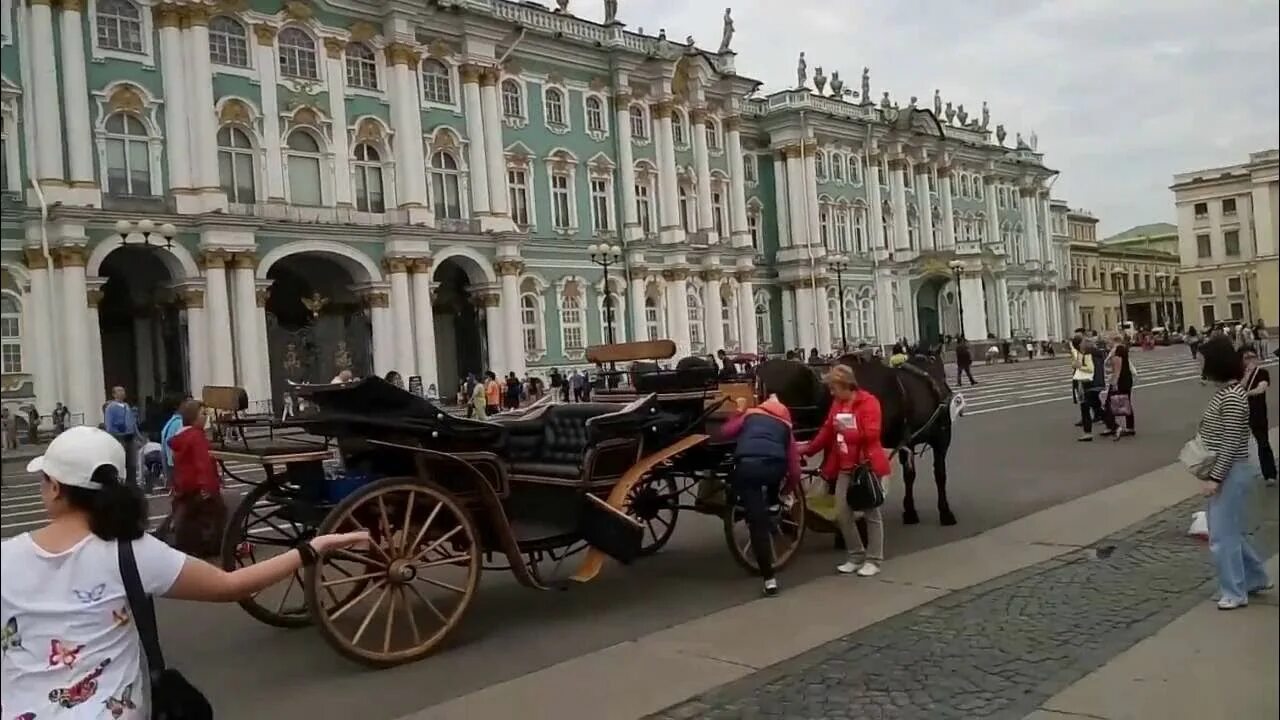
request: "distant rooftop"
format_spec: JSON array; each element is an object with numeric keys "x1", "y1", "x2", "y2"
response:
[
  {"x1": 1103, "y1": 222, "x2": 1178, "y2": 243},
  {"x1": 1171, "y1": 148, "x2": 1279, "y2": 187}
]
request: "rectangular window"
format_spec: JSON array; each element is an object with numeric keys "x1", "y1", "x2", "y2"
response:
[
  {"x1": 711, "y1": 190, "x2": 725, "y2": 238},
  {"x1": 1194, "y1": 202, "x2": 1208, "y2": 218},
  {"x1": 0, "y1": 314, "x2": 20, "y2": 373},
  {"x1": 1223, "y1": 230, "x2": 1240, "y2": 256},
  {"x1": 645, "y1": 302, "x2": 660, "y2": 341},
  {"x1": 1196, "y1": 234, "x2": 1211, "y2": 258},
  {"x1": 1222, "y1": 197, "x2": 1236, "y2": 215},
  {"x1": 819, "y1": 208, "x2": 830, "y2": 248},
  {"x1": 1199, "y1": 279, "x2": 1214, "y2": 296},
  {"x1": 1227, "y1": 276, "x2": 1242, "y2": 293},
  {"x1": 590, "y1": 178, "x2": 610, "y2": 232},
  {"x1": 508, "y1": 168, "x2": 530, "y2": 227},
  {"x1": 551, "y1": 173, "x2": 572, "y2": 229},
  {"x1": 1230, "y1": 302, "x2": 1245, "y2": 319},
  {"x1": 635, "y1": 183, "x2": 652, "y2": 235},
  {"x1": 747, "y1": 212, "x2": 760, "y2": 250}
]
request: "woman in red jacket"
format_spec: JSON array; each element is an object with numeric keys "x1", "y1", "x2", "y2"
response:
[
  {"x1": 166, "y1": 399, "x2": 226, "y2": 558},
  {"x1": 800, "y1": 364, "x2": 891, "y2": 577}
]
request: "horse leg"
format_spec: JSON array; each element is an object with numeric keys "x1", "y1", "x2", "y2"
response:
[
  {"x1": 900, "y1": 447, "x2": 919, "y2": 525},
  {"x1": 934, "y1": 428, "x2": 957, "y2": 526}
]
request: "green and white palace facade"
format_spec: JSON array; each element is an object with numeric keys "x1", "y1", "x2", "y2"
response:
[{"x1": 0, "y1": 0, "x2": 1070, "y2": 423}]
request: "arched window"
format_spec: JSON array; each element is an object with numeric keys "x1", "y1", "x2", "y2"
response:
[
  {"x1": 747, "y1": 207, "x2": 761, "y2": 250},
  {"x1": 672, "y1": 111, "x2": 687, "y2": 146},
  {"x1": 351, "y1": 143, "x2": 385, "y2": 213},
  {"x1": 835, "y1": 207, "x2": 850, "y2": 253},
  {"x1": 96, "y1": 0, "x2": 143, "y2": 52},
  {"x1": 208, "y1": 16, "x2": 249, "y2": 67},
  {"x1": 827, "y1": 295, "x2": 840, "y2": 348},
  {"x1": 850, "y1": 156, "x2": 863, "y2": 184},
  {"x1": 743, "y1": 154, "x2": 757, "y2": 183},
  {"x1": 285, "y1": 129, "x2": 323, "y2": 205},
  {"x1": 853, "y1": 206, "x2": 868, "y2": 253},
  {"x1": 975, "y1": 216, "x2": 987, "y2": 243},
  {"x1": 629, "y1": 105, "x2": 648, "y2": 140},
  {"x1": 960, "y1": 173, "x2": 972, "y2": 199},
  {"x1": 819, "y1": 203, "x2": 831, "y2": 247},
  {"x1": 420, "y1": 60, "x2": 453, "y2": 104},
  {"x1": 721, "y1": 286, "x2": 736, "y2": 347},
  {"x1": 814, "y1": 151, "x2": 826, "y2": 180},
  {"x1": 521, "y1": 293, "x2": 542, "y2": 354},
  {"x1": 0, "y1": 293, "x2": 22, "y2": 374},
  {"x1": 544, "y1": 88, "x2": 566, "y2": 127},
  {"x1": 584, "y1": 96, "x2": 605, "y2": 133},
  {"x1": 678, "y1": 185, "x2": 695, "y2": 233},
  {"x1": 705, "y1": 119, "x2": 720, "y2": 150},
  {"x1": 345, "y1": 43, "x2": 378, "y2": 90},
  {"x1": 216, "y1": 125, "x2": 256, "y2": 203},
  {"x1": 754, "y1": 292, "x2": 771, "y2": 350},
  {"x1": 858, "y1": 291, "x2": 875, "y2": 339},
  {"x1": 278, "y1": 28, "x2": 318, "y2": 80},
  {"x1": 711, "y1": 185, "x2": 725, "y2": 237},
  {"x1": 104, "y1": 113, "x2": 151, "y2": 196},
  {"x1": 560, "y1": 292, "x2": 585, "y2": 352},
  {"x1": 501, "y1": 80, "x2": 523, "y2": 119},
  {"x1": 832, "y1": 153, "x2": 844, "y2": 182},
  {"x1": 687, "y1": 289, "x2": 705, "y2": 352},
  {"x1": 975, "y1": 178, "x2": 984, "y2": 200},
  {"x1": 429, "y1": 151, "x2": 462, "y2": 219},
  {"x1": 644, "y1": 296, "x2": 662, "y2": 340}
]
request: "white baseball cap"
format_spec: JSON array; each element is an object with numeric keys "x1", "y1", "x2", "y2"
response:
[{"x1": 26, "y1": 426, "x2": 127, "y2": 490}]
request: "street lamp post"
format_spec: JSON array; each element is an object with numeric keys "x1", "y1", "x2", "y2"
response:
[
  {"x1": 114, "y1": 219, "x2": 178, "y2": 249},
  {"x1": 1112, "y1": 270, "x2": 1127, "y2": 328},
  {"x1": 587, "y1": 243, "x2": 622, "y2": 344},
  {"x1": 1155, "y1": 271, "x2": 1168, "y2": 328},
  {"x1": 828, "y1": 253, "x2": 851, "y2": 352},
  {"x1": 948, "y1": 259, "x2": 966, "y2": 339}
]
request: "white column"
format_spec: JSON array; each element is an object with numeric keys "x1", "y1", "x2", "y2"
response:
[
  {"x1": 889, "y1": 158, "x2": 910, "y2": 252},
  {"x1": 460, "y1": 66, "x2": 492, "y2": 216},
  {"x1": 793, "y1": 283, "x2": 817, "y2": 351},
  {"x1": 28, "y1": 0, "x2": 64, "y2": 183},
  {"x1": 802, "y1": 144, "x2": 821, "y2": 246},
  {"x1": 995, "y1": 274, "x2": 1012, "y2": 338},
  {"x1": 479, "y1": 69, "x2": 508, "y2": 219},
  {"x1": 1039, "y1": 193, "x2": 1054, "y2": 266},
  {"x1": 866, "y1": 153, "x2": 886, "y2": 250},
  {"x1": 1020, "y1": 190, "x2": 1041, "y2": 263},
  {"x1": 386, "y1": 45, "x2": 428, "y2": 211},
  {"x1": 498, "y1": 262, "x2": 526, "y2": 377},
  {"x1": 229, "y1": 258, "x2": 269, "y2": 402},
  {"x1": 816, "y1": 283, "x2": 833, "y2": 352},
  {"x1": 86, "y1": 294, "x2": 106, "y2": 413},
  {"x1": 481, "y1": 294, "x2": 506, "y2": 372},
  {"x1": 959, "y1": 273, "x2": 988, "y2": 340},
  {"x1": 410, "y1": 260, "x2": 439, "y2": 394},
  {"x1": 384, "y1": 259, "x2": 416, "y2": 376},
  {"x1": 255, "y1": 26, "x2": 285, "y2": 200},
  {"x1": 985, "y1": 176, "x2": 1000, "y2": 251},
  {"x1": 253, "y1": 284, "x2": 271, "y2": 403},
  {"x1": 629, "y1": 273, "x2": 648, "y2": 341},
  {"x1": 938, "y1": 169, "x2": 955, "y2": 249},
  {"x1": 615, "y1": 91, "x2": 640, "y2": 241},
  {"x1": 181, "y1": 288, "x2": 209, "y2": 398},
  {"x1": 185, "y1": 10, "x2": 221, "y2": 196},
  {"x1": 201, "y1": 253, "x2": 235, "y2": 386},
  {"x1": 784, "y1": 147, "x2": 808, "y2": 245},
  {"x1": 59, "y1": 0, "x2": 94, "y2": 188},
  {"x1": 664, "y1": 272, "x2": 691, "y2": 356},
  {"x1": 772, "y1": 152, "x2": 792, "y2": 248},
  {"x1": 703, "y1": 272, "x2": 725, "y2": 352},
  {"x1": 25, "y1": 253, "x2": 61, "y2": 412},
  {"x1": 156, "y1": 9, "x2": 190, "y2": 191},
  {"x1": 369, "y1": 293, "x2": 395, "y2": 377},
  {"x1": 322, "y1": 39, "x2": 353, "y2": 206},
  {"x1": 654, "y1": 102, "x2": 682, "y2": 242},
  {"x1": 58, "y1": 252, "x2": 95, "y2": 424},
  {"x1": 726, "y1": 118, "x2": 750, "y2": 248},
  {"x1": 1252, "y1": 183, "x2": 1277, "y2": 257},
  {"x1": 735, "y1": 274, "x2": 758, "y2": 354},
  {"x1": 874, "y1": 268, "x2": 896, "y2": 346},
  {"x1": 133, "y1": 316, "x2": 154, "y2": 401},
  {"x1": 781, "y1": 286, "x2": 796, "y2": 349},
  {"x1": 917, "y1": 168, "x2": 935, "y2": 252},
  {"x1": 691, "y1": 108, "x2": 716, "y2": 241}
]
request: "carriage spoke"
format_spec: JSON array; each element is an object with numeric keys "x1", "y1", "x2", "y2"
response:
[
  {"x1": 275, "y1": 572, "x2": 301, "y2": 614},
  {"x1": 351, "y1": 585, "x2": 390, "y2": 647},
  {"x1": 406, "y1": 503, "x2": 443, "y2": 558},
  {"x1": 321, "y1": 571, "x2": 385, "y2": 588},
  {"x1": 377, "y1": 495, "x2": 393, "y2": 547},
  {"x1": 406, "y1": 582, "x2": 449, "y2": 625},
  {"x1": 409, "y1": 525, "x2": 463, "y2": 564},
  {"x1": 328, "y1": 580, "x2": 386, "y2": 622},
  {"x1": 398, "y1": 587, "x2": 422, "y2": 645},
  {"x1": 397, "y1": 491, "x2": 417, "y2": 555},
  {"x1": 337, "y1": 511, "x2": 393, "y2": 564},
  {"x1": 416, "y1": 575, "x2": 467, "y2": 595},
  {"x1": 331, "y1": 548, "x2": 387, "y2": 569},
  {"x1": 414, "y1": 555, "x2": 471, "y2": 571},
  {"x1": 381, "y1": 588, "x2": 397, "y2": 654}
]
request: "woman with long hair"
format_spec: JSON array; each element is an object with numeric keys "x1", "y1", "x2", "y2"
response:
[
  {"x1": 1105, "y1": 340, "x2": 1136, "y2": 439},
  {"x1": 1, "y1": 427, "x2": 367, "y2": 717}
]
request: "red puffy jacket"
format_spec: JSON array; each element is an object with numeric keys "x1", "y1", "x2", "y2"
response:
[
  {"x1": 168, "y1": 426, "x2": 220, "y2": 496},
  {"x1": 801, "y1": 390, "x2": 891, "y2": 480}
]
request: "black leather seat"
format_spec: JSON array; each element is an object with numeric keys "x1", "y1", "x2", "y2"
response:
[{"x1": 508, "y1": 404, "x2": 620, "y2": 481}]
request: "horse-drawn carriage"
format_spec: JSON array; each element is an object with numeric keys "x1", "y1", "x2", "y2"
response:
[{"x1": 208, "y1": 340, "x2": 956, "y2": 668}]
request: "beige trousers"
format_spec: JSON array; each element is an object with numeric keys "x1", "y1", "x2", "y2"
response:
[{"x1": 834, "y1": 470, "x2": 885, "y2": 562}]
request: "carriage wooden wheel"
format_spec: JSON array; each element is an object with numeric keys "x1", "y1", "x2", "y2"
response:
[
  {"x1": 220, "y1": 481, "x2": 315, "y2": 628},
  {"x1": 304, "y1": 477, "x2": 482, "y2": 668},
  {"x1": 621, "y1": 471, "x2": 681, "y2": 556},
  {"x1": 723, "y1": 489, "x2": 807, "y2": 576}
]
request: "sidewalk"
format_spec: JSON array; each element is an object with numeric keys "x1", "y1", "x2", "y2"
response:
[
  {"x1": 1025, "y1": 556, "x2": 1279, "y2": 720},
  {"x1": 403, "y1": 429, "x2": 1279, "y2": 720}
]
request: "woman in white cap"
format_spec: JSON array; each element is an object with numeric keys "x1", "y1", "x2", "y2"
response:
[{"x1": 0, "y1": 426, "x2": 367, "y2": 718}]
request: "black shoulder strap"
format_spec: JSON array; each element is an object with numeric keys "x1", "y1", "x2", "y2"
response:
[{"x1": 117, "y1": 539, "x2": 167, "y2": 674}]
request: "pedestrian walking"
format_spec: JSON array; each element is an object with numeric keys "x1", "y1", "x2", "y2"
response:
[
  {"x1": 955, "y1": 337, "x2": 977, "y2": 386},
  {"x1": 800, "y1": 364, "x2": 892, "y2": 577},
  {"x1": 718, "y1": 394, "x2": 803, "y2": 597},
  {"x1": 483, "y1": 371, "x2": 501, "y2": 415},
  {"x1": 1, "y1": 426, "x2": 369, "y2": 720},
  {"x1": 51, "y1": 402, "x2": 69, "y2": 435},
  {"x1": 570, "y1": 370, "x2": 585, "y2": 402},
  {"x1": 1186, "y1": 326, "x2": 1201, "y2": 358},
  {"x1": 505, "y1": 372, "x2": 522, "y2": 410},
  {"x1": 1191, "y1": 337, "x2": 1273, "y2": 609},
  {"x1": 2, "y1": 407, "x2": 17, "y2": 450},
  {"x1": 1241, "y1": 346, "x2": 1276, "y2": 486},
  {"x1": 158, "y1": 393, "x2": 187, "y2": 492},
  {"x1": 1105, "y1": 341, "x2": 1136, "y2": 439},
  {"x1": 24, "y1": 405, "x2": 39, "y2": 444},
  {"x1": 888, "y1": 343, "x2": 908, "y2": 368},
  {"x1": 166, "y1": 400, "x2": 226, "y2": 558},
  {"x1": 1075, "y1": 338, "x2": 1114, "y2": 441},
  {"x1": 104, "y1": 386, "x2": 139, "y2": 487},
  {"x1": 470, "y1": 377, "x2": 488, "y2": 420}
]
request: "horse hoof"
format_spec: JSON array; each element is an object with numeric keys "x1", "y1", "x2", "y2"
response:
[
  {"x1": 903, "y1": 510, "x2": 920, "y2": 525},
  {"x1": 940, "y1": 512, "x2": 958, "y2": 526}
]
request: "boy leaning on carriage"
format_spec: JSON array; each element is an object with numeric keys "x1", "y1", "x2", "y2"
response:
[{"x1": 717, "y1": 394, "x2": 803, "y2": 597}]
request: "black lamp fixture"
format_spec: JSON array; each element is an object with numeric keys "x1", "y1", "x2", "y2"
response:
[
  {"x1": 827, "y1": 253, "x2": 852, "y2": 352},
  {"x1": 587, "y1": 242, "x2": 623, "y2": 344},
  {"x1": 948, "y1": 259, "x2": 966, "y2": 338},
  {"x1": 115, "y1": 219, "x2": 177, "y2": 250}
]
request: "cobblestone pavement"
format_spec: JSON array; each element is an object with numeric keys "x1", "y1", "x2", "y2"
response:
[{"x1": 648, "y1": 489, "x2": 1280, "y2": 720}]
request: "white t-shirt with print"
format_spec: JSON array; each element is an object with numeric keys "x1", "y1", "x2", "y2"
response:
[{"x1": 1, "y1": 532, "x2": 187, "y2": 719}]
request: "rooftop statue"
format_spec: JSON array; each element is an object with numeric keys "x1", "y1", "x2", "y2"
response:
[
  {"x1": 1029, "y1": 131, "x2": 1038, "y2": 151},
  {"x1": 797, "y1": 52, "x2": 808, "y2": 88},
  {"x1": 996, "y1": 124, "x2": 1007, "y2": 146},
  {"x1": 719, "y1": 8, "x2": 734, "y2": 53},
  {"x1": 861, "y1": 67, "x2": 871, "y2": 105},
  {"x1": 880, "y1": 91, "x2": 891, "y2": 109},
  {"x1": 956, "y1": 104, "x2": 968, "y2": 126},
  {"x1": 814, "y1": 66, "x2": 827, "y2": 95},
  {"x1": 604, "y1": 0, "x2": 617, "y2": 24},
  {"x1": 554, "y1": 0, "x2": 568, "y2": 13},
  {"x1": 829, "y1": 70, "x2": 844, "y2": 96},
  {"x1": 980, "y1": 101, "x2": 990, "y2": 131},
  {"x1": 933, "y1": 89, "x2": 942, "y2": 116}
]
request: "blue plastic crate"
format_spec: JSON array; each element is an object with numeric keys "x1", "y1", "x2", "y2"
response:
[{"x1": 325, "y1": 471, "x2": 375, "y2": 504}]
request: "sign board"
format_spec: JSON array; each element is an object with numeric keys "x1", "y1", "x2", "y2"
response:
[{"x1": 408, "y1": 375, "x2": 424, "y2": 396}]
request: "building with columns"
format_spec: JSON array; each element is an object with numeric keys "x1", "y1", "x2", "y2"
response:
[
  {"x1": 1171, "y1": 149, "x2": 1278, "y2": 330},
  {"x1": 0, "y1": 0, "x2": 1066, "y2": 425}
]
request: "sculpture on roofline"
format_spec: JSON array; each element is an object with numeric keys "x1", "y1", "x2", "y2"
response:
[
  {"x1": 861, "y1": 67, "x2": 871, "y2": 105},
  {"x1": 719, "y1": 8, "x2": 734, "y2": 53},
  {"x1": 980, "y1": 101, "x2": 989, "y2": 130},
  {"x1": 995, "y1": 124, "x2": 1006, "y2": 145},
  {"x1": 814, "y1": 66, "x2": 827, "y2": 95},
  {"x1": 554, "y1": 0, "x2": 568, "y2": 13},
  {"x1": 797, "y1": 52, "x2": 807, "y2": 88},
  {"x1": 604, "y1": 0, "x2": 617, "y2": 23},
  {"x1": 908, "y1": 95, "x2": 917, "y2": 110},
  {"x1": 1016, "y1": 132, "x2": 1025, "y2": 149},
  {"x1": 944, "y1": 102, "x2": 955, "y2": 125},
  {"x1": 933, "y1": 89, "x2": 942, "y2": 116},
  {"x1": 956, "y1": 104, "x2": 967, "y2": 126},
  {"x1": 880, "y1": 91, "x2": 891, "y2": 110},
  {"x1": 829, "y1": 70, "x2": 844, "y2": 96},
  {"x1": 1029, "y1": 130, "x2": 1038, "y2": 151}
]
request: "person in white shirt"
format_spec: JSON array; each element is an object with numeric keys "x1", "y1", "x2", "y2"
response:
[{"x1": 1, "y1": 427, "x2": 367, "y2": 719}]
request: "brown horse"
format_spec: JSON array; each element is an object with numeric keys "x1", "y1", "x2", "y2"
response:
[{"x1": 755, "y1": 353, "x2": 957, "y2": 526}]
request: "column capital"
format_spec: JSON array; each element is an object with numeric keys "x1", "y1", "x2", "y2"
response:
[
  {"x1": 255, "y1": 286, "x2": 270, "y2": 307},
  {"x1": 782, "y1": 144, "x2": 802, "y2": 160},
  {"x1": 383, "y1": 256, "x2": 412, "y2": 274},
  {"x1": 323, "y1": 36, "x2": 345, "y2": 59},
  {"x1": 459, "y1": 63, "x2": 483, "y2": 85},
  {"x1": 472, "y1": 290, "x2": 501, "y2": 308},
  {"x1": 701, "y1": 268, "x2": 724, "y2": 282},
  {"x1": 613, "y1": 89, "x2": 632, "y2": 104},
  {"x1": 253, "y1": 24, "x2": 277, "y2": 45},
  {"x1": 652, "y1": 100, "x2": 674, "y2": 118},
  {"x1": 229, "y1": 253, "x2": 257, "y2": 271},
  {"x1": 410, "y1": 257, "x2": 434, "y2": 273},
  {"x1": 361, "y1": 290, "x2": 390, "y2": 308},
  {"x1": 886, "y1": 157, "x2": 909, "y2": 171},
  {"x1": 1018, "y1": 185, "x2": 1038, "y2": 198},
  {"x1": 198, "y1": 249, "x2": 229, "y2": 269},
  {"x1": 662, "y1": 267, "x2": 690, "y2": 282},
  {"x1": 52, "y1": 246, "x2": 87, "y2": 268},
  {"x1": 185, "y1": 5, "x2": 210, "y2": 25},
  {"x1": 935, "y1": 164, "x2": 952, "y2": 178},
  {"x1": 22, "y1": 247, "x2": 45, "y2": 268},
  {"x1": 384, "y1": 43, "x2": 421, "y2": 67},
  {"x1": 179, "y1": 288, "x2": 205, "y2": 309},
  {"x1": 153, "y1": 3, "x2": 181, "y2": 27},
  {"x1": 689, "y1": 106, "x2": 709, "y2": 125},
  {"x1": 723, "y1": 115, "x2": 741, "y2": 132},
  {"x1": 494, "y1": 259, "x2": 525, "y2": 277},
  {"x1": 86, "y1": 288, "x2": 104, "y2": 308},
  {"x1": 59, "y1": 0, "x2": 85, "y2": 11},
  {"x1": 734, "y1": 269, "x2": 755, "y2": 283},
  {"x1": 479, "y1": 67, "x2": 500, "y2": 87}
]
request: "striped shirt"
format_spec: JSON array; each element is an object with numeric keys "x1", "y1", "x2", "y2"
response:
[{"x1": 1199, "y1": 383, "x2": 1251, "y2": 482}]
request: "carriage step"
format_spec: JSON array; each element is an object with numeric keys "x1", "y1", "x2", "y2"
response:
[{"x1": 509, "y1": 517, "x2": 580, "y2": 546}]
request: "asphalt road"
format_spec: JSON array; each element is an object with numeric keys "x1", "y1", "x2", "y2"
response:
[{"x1": 2, "y1": 347, "x2": 1276, "y2": 720}]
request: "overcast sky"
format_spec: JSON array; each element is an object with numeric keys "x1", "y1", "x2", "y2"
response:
[{"x1": 570, "y1": 0, "x2": 1279, "y2": 237}]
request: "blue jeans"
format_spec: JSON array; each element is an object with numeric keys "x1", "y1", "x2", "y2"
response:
[{"x1": 1207, "y1": 458, "x2": 1270, "y2": 603}]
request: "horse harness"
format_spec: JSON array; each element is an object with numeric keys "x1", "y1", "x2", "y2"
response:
[{"x1": 892, "y1": 360, "x2": 951, "y2": 454}]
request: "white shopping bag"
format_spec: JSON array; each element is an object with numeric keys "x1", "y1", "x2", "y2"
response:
[
  {"x1": 1187, "y1": 510, "x2": 1208, "y2": 540},
  {"x1": 950, "y1": 393, "x2": 966, "y2": 421}
]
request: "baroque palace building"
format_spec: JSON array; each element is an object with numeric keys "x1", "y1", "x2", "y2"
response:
[{"x1": 0, "y1": 0, "x2": 1065, "y2": 424}]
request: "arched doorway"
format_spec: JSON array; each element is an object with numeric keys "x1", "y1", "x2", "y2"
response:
[
  {"x1": 264, "y1": 254, "x2": 372, "y2": 406},
  {"x1": 432, "y1": 257, "x2": 486, "y2": 395},
  {"x1": 98, "y1": 247, "x2": 186, "y2": 427},
  {"x1": 914, "y1": 275, "x2": 947, "y2": 350}
]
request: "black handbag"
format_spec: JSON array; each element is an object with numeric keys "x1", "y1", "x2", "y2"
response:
[
  {"x1": 845, "y1": 463, "x2": 885, "y2": 512},
  {"x1": 118, "y1": 540, "x2": 214, "y2": 720}
]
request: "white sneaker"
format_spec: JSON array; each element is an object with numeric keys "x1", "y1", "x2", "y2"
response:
[
  {"x1": 836, "y1": 561, "x2": 860, "y2": 574},
  {"x1": 856, "y1": 562, "x2": 881, "y2": 577},
  {"x1": 1217, "y1": 597, "x2": 1247, "y2": 610}
]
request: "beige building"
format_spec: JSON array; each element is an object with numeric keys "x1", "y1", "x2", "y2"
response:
[{"x1": 1171, "y1": 149, "x2": 1279, "y2": 329}]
